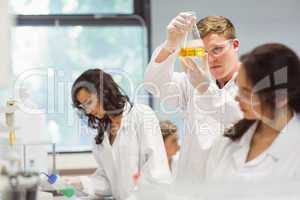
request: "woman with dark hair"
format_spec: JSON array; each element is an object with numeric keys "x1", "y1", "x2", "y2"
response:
[
  {"x1": 200, "y1": 43, "x2": 300, "y2": 180},
  {"x1": 70, "y1": 69, "x2": 171, "y2": 199}
]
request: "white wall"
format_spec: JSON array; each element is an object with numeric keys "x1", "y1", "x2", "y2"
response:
[
  {"x1": 0, "y1": 0, "x2": 12, "y2": 88},
  {"x1": 151, "y1": 0, "x2": 300, "y2": 55}
]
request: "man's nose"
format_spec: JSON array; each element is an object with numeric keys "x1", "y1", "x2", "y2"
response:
[{"x1": 208, "y1": 53, "x2": 217, "y2": 64}]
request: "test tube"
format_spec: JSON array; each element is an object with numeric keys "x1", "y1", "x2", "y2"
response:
[{"x1": 5, "y1": 100, "x2": 16, "y2": 146}]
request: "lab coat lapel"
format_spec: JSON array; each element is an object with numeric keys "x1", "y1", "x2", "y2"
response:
[
  {"x1": 97, "y1": 133, "x2": 117, "y2": 192},
  {"x1": 232, "y1": 122, "x2": 258, "y2": 168}
]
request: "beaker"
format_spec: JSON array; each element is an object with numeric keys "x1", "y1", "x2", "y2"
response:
[{"x1": 179, "y1": 11, "x2": 206, "y2": 58}]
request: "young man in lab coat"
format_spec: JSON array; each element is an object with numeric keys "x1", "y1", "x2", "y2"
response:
[{"x1": 144, "y1": 14, "x2": 243, "y2": 181}]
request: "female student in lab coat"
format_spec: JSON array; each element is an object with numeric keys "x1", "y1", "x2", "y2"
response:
[
  {"x1": 202, "y1": 43, "x2": 300, "y2": 180},
  {"x1": 71, "y1": 69, "x2": 171, "y2": 199}
]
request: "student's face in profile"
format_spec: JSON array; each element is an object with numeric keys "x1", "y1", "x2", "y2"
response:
[
  {"x1": 202, "y1": 33, "x2": 239, "y2": 81},
  {"x1": 235, "y1": 65, "x2": 263, "y2": 120},
  {"x1": 164, "y1": 133, "x2": 180, "y2": 158},
  {"x1": 76, "y1": 88, "x2": 106, "y2": 119}
]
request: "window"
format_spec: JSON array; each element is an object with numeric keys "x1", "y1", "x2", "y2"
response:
[
  {"x1": 11, "y1": 0, "x2": 133, "y2": 14},
  {"x1": 8, "y1": 0, "x2": 152, "y2": 152}
]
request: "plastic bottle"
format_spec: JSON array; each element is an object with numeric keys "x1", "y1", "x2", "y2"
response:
[{"x1": 41, "y1": 172, "x2": 76, "y2": 198}]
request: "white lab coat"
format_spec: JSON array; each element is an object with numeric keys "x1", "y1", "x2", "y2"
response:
[
  {"x1": 204, "y1": 113, "x2": 300, "y2": 180},
  {"x1": 170, "y1": 152, "x2": 179, "y2": 176},
  {"x1": 81, "y1": 103, "x2": 171, "y2": 200},
  {"x1": 144, "y1": 45, "x2": 243, "y2": 181}
]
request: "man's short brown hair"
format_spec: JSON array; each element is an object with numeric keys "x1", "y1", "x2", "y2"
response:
[
  {"x1": 197, "y1": 16, "x2": 236, "y2": 39},
  {"x1": 159, "y1": 120, "x2": 177, "y2": 141}
]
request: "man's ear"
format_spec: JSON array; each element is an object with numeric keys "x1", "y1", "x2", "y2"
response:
[{"x1": 232, "y1": 39, "x2": 240, "y2": 52}]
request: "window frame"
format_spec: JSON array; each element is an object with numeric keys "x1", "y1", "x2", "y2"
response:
[
  {"x1": 13, "y1": 0, "x2": 153, "y2": 153},
  {"x1": 15, "y1": 0, "x2": 152, "y2": 106}
]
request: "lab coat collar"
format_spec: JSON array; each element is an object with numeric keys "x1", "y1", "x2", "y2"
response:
[
  {"x1": 123, "y1": 101, "x2": 133, "y2": 116},
  {"x1": 107, "y1": 101, "x2": 133, "y2": 139},
  {"x1": 236, "y1": 121, "x2": 258, "y2": 147},
  {"x1": 233, "y1": 113, "x2": 300, "y2": 164},
  {"x1": 211, "y1": 71, "x2": 238, "y2": 90},
  {"x1": 267, "y1": 113, "x2": 300, "y2": 160},
  {"x1": 232, "y1": 121, "x2": 258, "y2": 166},
  {"x1": 97, "y1": 102, "x2": 133, "y2": 148},
  {"x1": 120, "y1": 102, "x2": 133, "y2": 129},
  {"x1": 223, "y1": 71, "x2": 238, "y2": 90}
]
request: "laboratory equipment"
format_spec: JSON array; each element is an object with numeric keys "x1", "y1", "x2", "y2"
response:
[
  {"x1": 0, "y1": 141, "x2": 58, "y2": 200},
  {"x1": 5, "y1": 99, "x2": 16, "y2": 146},
  {"x1": 0, "y1": 168, "x2": 39, "y2": 200},
  {"x1": 1, "y1": 98, "x2": 56, "y2": 173},
  {"x1": 0, "y1": 99, "x2": 22, "y2": 175},
  {"x1": 179, "y1": 11, "x2": 206, "y2": 58},
  {"x1": 0, "y1": 99, "x2": 57, "y2": 200},
  {"x1": 40, "y1": 173, "x2": 76, "y2": 198}
]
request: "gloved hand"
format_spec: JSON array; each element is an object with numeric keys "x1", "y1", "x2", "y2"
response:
[
  {"x1": 163, "y1": 12, "x2": 196, "y2": 53},
  {"x1": 180, "y1": 55, "x2": 211, "y2": 93},
  {"x1": 63, "y1": 176, "x2": 83, "y2": 190}
]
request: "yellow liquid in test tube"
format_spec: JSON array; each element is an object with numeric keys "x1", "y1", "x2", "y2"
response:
[
  {"x1": 8, "y1": 130, "x2": 16, "y2": 146},
  {"x1": 6, "y1": 99, "x2": 16, "y2": 146},
  {"x1": 179, "y1": 47, "x2": 206, "y2": 57}
]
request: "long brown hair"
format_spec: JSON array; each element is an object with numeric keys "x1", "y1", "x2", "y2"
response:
[
  {"x1": 225, "y1": 43, "x2": 300, "y2": 141},
  {"x1": 71, "y1": 69, "x2": 132, "y2": 145}
]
